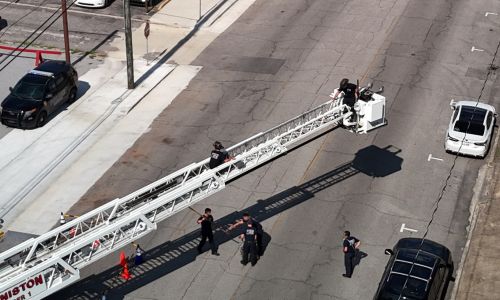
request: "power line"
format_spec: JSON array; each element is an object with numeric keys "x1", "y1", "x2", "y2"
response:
[
  {"x1": 0, "y1": 0, "x2": 77, "y2": 72},
  {"x1": 0, "y1": 0, "x2": 16, "y2": 12},
  {"x1": 398, "y1": 39, "x2": 500, "y2": 300},
  {"x1": 423, "y1": 40, "x2": 500, "y2": 242},
  {"x1": 0, "y1": 0, "x2": 53, "y2": 41}
]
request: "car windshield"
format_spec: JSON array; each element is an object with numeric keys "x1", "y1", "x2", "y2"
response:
[
  {"x1": 11, "y1": 75, "x2": 48, "y2": 100},
  {"x1": 453, "y1": 106, "x2": 487, "y2": 136}
]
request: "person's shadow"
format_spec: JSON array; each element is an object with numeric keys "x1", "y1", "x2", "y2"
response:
[
  {"x1": 260, "y1": 232, "x2": 272, "y2": 257},
  {"x1": 353, "y1": 249, "x2": 368, "y2": 271},
  {"x1": 0, "y1": 17, "x2": 7, "y2": 31}
]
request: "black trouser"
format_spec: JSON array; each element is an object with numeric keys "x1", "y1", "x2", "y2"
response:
[
  {"x1": 242, "y1": 241, "x2": 258, "y2": 266},
  {"x1": 344, "y1": 252, "x2": 355, "y2": 276},
  {"x1": 343, "y1": 97, "x2": 357, "y2": 120},
  {"x1": 198, "y1": 232, "x2": 217, "y2": 254}
]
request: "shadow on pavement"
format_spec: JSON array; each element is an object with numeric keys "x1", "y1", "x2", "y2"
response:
[
  {"x1": 353, "y1": 250, "x2": 368, "y2": 269},
  {"x1": 76, "y1": 81, "x2": 91, "y2": 99},
  {"x1": 134, "y1": 0, "x2": 231, "y2": 87},
  {"x1": 49, "y1": 145, "x2": 403, "y2": 300},
  {"x1": 45, "y1": 80, "x2": 91, "y2": 124},
  {"x1": 72, "y1": 30, "x2": 119, "y2": 66},
  {"x1": 0, "y1": 18, "x2": 7, "y2": 31}
]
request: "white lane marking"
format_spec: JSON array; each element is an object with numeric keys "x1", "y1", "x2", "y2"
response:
[
  {"x1": 428, "y1": 153, "x2": 444, "y2": 162},
  {"x1": 471, "y1": 46, "x2": 485, "y2": 52},
  {"x1": 0, "y1": 0, "x2": 145, "y2": 22},
  {"x1": 400, "y1": 223, "x2": 418, "y2": 233},
  {"x1": 485, "y1": 12, "x2": 498, "y2": 17}
]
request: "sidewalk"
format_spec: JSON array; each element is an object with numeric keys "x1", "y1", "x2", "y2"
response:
[
  {"x1": 0, "y1": 0, "x2": 257, "y2": 237},
  {"x1": 452, "y1": 138, "x2": 500, "y2": 299}
]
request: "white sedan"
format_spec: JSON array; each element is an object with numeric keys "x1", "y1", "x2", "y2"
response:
[
  {"x1": 75, "y1": 0, "x2": 110, "y2": 8},
  {"x1": 445, "y1": 100, "x2": 496, "y2": 158}
]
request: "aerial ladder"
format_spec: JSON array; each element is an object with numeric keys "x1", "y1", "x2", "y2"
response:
[{"x1": 0, "y1": 85, "x2": 386, "y2": 300}]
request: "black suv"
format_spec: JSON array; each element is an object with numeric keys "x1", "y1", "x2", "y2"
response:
[
  {"x1": 374, "y1": 238, "x2": 454, "y2": 300},
  {"x1": 0, "y1": 60, "x2": 78, "y2": 129}
]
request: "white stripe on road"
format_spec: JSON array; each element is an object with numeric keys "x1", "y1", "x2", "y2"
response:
[
  {"x1": 471, "y1": 46, "x2": 485, "y2": 52},
  {"x1": 0, "y1": 0, "x2": 145, "y2": 22},
  {"x1": 427, "y1": 153, "x2": 444, "y2": 162},
  {"x1": 400, "y1": 223, "x2": 418, "y2": 233}
]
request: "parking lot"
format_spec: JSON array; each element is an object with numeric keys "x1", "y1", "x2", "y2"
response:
[{"x1": 0, "y1": 0, "x2": 157, "y2": 54}]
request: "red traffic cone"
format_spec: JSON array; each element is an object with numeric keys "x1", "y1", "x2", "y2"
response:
[
  {"x1": 121, "y1": 264, "x2": 131, "y2": 280},
  {"x1": 119, "y1": 251, "x2": 127, "y2": 267},
  {"x1": 119, "y1": 251, "x2": 131, "y2": 280}
]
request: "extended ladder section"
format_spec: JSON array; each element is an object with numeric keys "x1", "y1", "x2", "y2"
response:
[{"x1": 0, "y1": 90, "x2": 386, "y2": 300}]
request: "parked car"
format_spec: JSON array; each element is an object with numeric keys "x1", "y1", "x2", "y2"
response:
[
  {"x1": 374, "y1": 238, "x2": 454, "y2": 300},
  {"x1": 0, "y1": 60, "x2": 78, "y2": 129},
  {"x1": 445, "y1": 100, "x2": 496, "y2": 158},
  {"x1": 75, "y1": 0, "x2": 111, "y2": 8}
]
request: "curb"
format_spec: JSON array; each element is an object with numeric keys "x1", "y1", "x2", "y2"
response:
[{"x1": 450, "y1": 128, "x2": 500, "y2": 299}]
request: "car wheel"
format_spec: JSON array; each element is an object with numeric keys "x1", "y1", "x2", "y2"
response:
[
  {"x1": 36, "y1": 111, "x2": 48, "y2": 127},
  {"x1": 67, "y1": 87, "x2": 77, "y2": 103}
]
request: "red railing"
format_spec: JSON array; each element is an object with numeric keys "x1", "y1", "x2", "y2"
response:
[{"x1": 0, "y1": 45, "x2": 62, "y2": 66}]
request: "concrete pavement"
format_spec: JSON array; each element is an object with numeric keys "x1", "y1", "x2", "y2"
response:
[{"x1": 452, "y1": 135, "x2": 500, "y2": 299}]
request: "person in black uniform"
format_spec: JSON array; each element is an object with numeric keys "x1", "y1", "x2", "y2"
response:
[
  {"x1": 240, "y1": 221, "x2": 258, "y2": 266},
  {"x1": 196, "y1": 208, "x2": 219, "y2": 255},
  {"x1": 332, "y1": 78, "x2": 359, "y2": 110},
  {"x1": 209, "y1": 141, "x2": 231, "y2": 169},
  {"x1": 342, "y1": 230, "x2": 360, "y2": 278},
  {"x1": 228, "y1": 212, "x2": 264, "y2": 256}
]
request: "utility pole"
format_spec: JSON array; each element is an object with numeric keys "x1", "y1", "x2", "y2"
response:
[
  {"x1": 124, "y1": 0, "x2": 134, "y2": 89},
  {"x1": 61, "y1": 0, "x2": 70, "y2": 63}
]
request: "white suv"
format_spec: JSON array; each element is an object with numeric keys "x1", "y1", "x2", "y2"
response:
[{"x1": 445, "y1": 100, "x2": 496, "y2": 158}]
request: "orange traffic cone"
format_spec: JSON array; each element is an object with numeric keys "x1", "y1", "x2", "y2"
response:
[
  {"x1": 119, "y1": 251, "x2": 127, "y2": 267},
  {"x1": 121, "y1": 264, "x2": 131, "y2": 280},
  {"x1": 119, "y1": 251, "x2": 131, "y2": 280}
]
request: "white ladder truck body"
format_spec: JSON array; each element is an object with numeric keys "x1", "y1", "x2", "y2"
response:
[{"x1": 0, "y1": 85, "x2": 386, "y2": 300}]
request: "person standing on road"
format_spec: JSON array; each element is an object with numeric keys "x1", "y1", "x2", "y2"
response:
[
  {"x1": 197, "y1": 208, "x2": 219, "y2": 255},
  {"x1": 228, "y1": 212, "x2": 264, "y2": 256},
  {"x1": 342, "y1": 230, "x2": 360, "y2": 278},
  {"x1": 240, "y1": 221, "x2": 258, "y2": 266},
  {"x1": 132, "y1": 242, "x2": 145, "y2": 265}
]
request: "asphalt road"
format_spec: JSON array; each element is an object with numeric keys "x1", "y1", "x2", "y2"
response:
[
  {"x1": 46, "y1": 0, "x2": 500, "y2": 299},
  {"x1": 0, "y1": 0, "x2": 150, "y2": 53}
]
